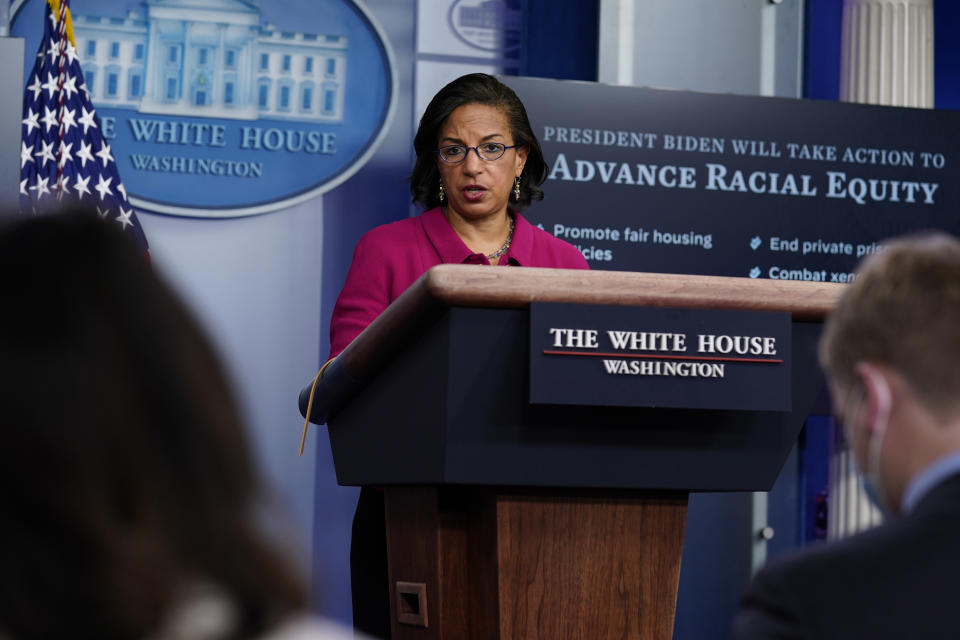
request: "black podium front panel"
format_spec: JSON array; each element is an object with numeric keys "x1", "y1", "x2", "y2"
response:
[{"x1": 327, "y1": 306, "x2": 825, "y2": 492}]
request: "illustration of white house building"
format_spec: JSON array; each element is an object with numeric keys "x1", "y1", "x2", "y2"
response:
[
  {"x1": 73, "y1": 0, "x2": 347, "y2": 122},
  {"x1": 459, "y1": 1, "x2": 509, "y2": 29}
]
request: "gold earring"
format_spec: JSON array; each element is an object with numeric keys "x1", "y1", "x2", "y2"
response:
[
  {"x1": 513, "y1": 176, "x2": 521, "y2": 201},
  {"x1": 439, "y1": 182, "x2": 445, "y2": 203}
]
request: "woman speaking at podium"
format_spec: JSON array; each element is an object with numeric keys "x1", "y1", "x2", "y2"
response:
[
  {"x1": 328, "y1": 73, "x2": 588, "y2": 637},
  {"x1": 328, "y1": 72, "x2": 588, "y2": 356}
]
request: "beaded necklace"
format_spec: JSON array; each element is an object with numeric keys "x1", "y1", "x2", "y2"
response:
[{"x1": 486, "y1": 216, "x2": 516, "y2": 260}]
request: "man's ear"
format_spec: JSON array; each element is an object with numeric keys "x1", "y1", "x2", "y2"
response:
[{"x1": 856, "y1": 362, "x2": 892, "y2": 435}]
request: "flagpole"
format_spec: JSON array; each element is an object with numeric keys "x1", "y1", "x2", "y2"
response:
[{"x1": 54, "y1": 0, "x2": 68, "y2": 197}]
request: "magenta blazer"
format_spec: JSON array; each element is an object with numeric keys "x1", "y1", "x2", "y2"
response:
[{"x1": 328, "y1": 207, "x2": 589, "y2": 358}]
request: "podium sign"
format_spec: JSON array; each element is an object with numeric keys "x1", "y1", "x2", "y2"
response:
[{"x1": 530, "y1": 303, "x2": 791, "y2": 411}]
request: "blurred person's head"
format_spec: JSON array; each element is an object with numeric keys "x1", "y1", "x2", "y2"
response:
[
  {"x1": 820, "y1": 232, "x2": 960, "y2": 515},
  {"x1": 0, "y1": 210, "x2": 305, "y2": 638}
]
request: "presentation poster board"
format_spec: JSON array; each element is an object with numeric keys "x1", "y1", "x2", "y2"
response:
[{"x1": 509, "y1": 76, "x2": 960, "y2": 280}]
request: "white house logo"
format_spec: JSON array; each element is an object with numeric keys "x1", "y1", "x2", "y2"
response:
[
  {"x1": 448, "y1": 0, "x2": 520, "y2": 53},
  {"x1": 12, "y1": 0, "x2": 396, "y2": 217}
]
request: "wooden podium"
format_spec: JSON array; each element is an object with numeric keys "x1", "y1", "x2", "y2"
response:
[{"x1": 302, "y1": 265, "x2": 842, "y2": 640}]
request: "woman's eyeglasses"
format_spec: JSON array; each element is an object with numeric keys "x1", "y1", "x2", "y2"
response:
[{"x1": 436, "y1": 143, "x2": 518, "y2": 163}]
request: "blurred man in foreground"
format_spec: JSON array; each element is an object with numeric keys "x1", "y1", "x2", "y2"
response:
[{"x1": 734, "y1": 232, "x2": 960, "y2": 640}]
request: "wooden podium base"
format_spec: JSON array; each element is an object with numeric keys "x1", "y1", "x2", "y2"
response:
[{"x1": 385, "y1": 487, "x2": 689, "y2": 640}]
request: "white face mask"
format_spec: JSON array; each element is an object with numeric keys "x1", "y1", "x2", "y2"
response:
[{"x1": 842, "y1": 375, "x2": 893, "y2": 515}]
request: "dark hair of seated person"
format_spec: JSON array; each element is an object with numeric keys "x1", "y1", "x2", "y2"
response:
[{"x1": 0, "y1": 210, "x2": 307, "y2": 638}]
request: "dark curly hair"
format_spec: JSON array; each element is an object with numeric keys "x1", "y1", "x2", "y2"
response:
[{"x1": 410, "y1": 73, "x2": 547, "y2": 211}]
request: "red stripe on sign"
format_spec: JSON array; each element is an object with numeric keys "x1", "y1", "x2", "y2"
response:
[{"x1": 542, "y1": 350, "x2": 784, "y2": 364}]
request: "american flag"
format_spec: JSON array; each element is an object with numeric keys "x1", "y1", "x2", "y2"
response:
[{"x1": 19, "y1": 0, "x2": 149, "y2": 252}]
